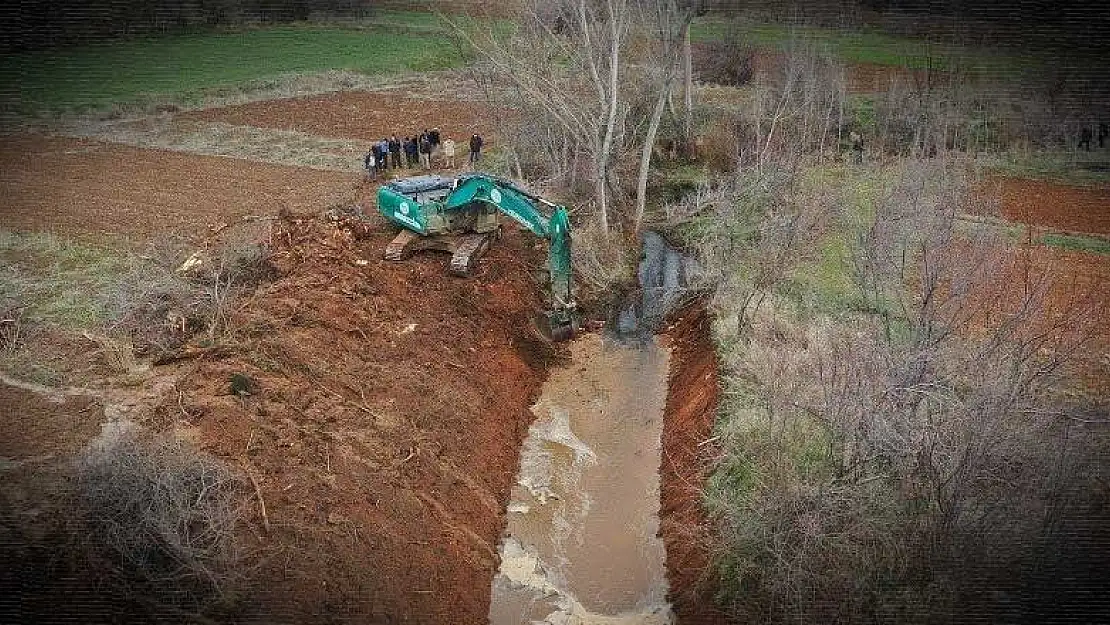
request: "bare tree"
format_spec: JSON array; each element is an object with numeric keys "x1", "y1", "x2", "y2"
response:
[
  {"x1": 455, "y1": 0, "x2": 714, "y2": 235},
  {"x1": 451, "y1": 0, "x2": 633, "y2": 236},
  {"x1": 682, "y1": 18, "x2": 694, "y2": 152},
  {"x1": 633, "y1": 0, "x2": 697, "y2": 228}
]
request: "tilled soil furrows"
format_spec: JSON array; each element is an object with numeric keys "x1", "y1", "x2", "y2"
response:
[
  {"x1": 0, "y1": 135, "x2": 359, "y2": 245},
  {"x1": 989, "y1": 176, "x2": 1110, "y2": 236},
  {"x1": 180, "y1": 91, "x2": 511, "y2": 146}
]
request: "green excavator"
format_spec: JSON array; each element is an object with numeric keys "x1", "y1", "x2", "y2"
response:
[{"x1": 376, "y1": 173, "x2": 577, "y2": 340}]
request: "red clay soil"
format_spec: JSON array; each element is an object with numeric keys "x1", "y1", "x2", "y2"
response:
[
  {"x1": 752, "y1": 52, "x2": 932, "y2": 94},
  {"x1": 965, "y1": 243, "x2": 1110, "y2": 394},
  {"x1": 0, "y1": 384, "x2": 111, "y2": 624},
  {"x1": 984, "y1": 176, "x2": 1110, "y2": 237},
  {"x1": 842, "y1": 60, "x2": 935, "y2": 93},
  {"x1": 0, "y1": 134, "x2": 359, "y2": 245},
  {"x1": 692, "y1": 44, "x2": 930, "y2": 94},
  {"x1": 659, "y1": 304, "x2": 728, "y2": 625},
  {"x1": 180, "y1": 91, "x2": 510, "y2": 146},
  {"x1": 174, "y1": 213, "x2": 555, "y2": 623},
  {"x1": 0, "y1": 383, "x2": 103, "y2": 460}
]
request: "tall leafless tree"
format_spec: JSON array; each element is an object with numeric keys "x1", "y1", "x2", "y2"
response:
[
  {"x1": 451, "y1": 0, "x2": 634, "y2": 236},
  {"x1": 633, "y1": 0, "x2": 697, "y2": 228}
]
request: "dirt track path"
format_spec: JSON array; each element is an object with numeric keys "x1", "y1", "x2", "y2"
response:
[{"x1": 66, "y1": 119, "x2": 365, "y2": 172}]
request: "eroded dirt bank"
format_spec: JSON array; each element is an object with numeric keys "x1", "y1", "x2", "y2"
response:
[
  {"x1": 176, "y1": 213, "x2": 555, "y2": 623},
  {"x1": 659, "y1": 303, "x2": 728, "y2": 625}
]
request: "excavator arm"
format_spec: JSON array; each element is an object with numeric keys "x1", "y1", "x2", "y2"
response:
[
  {"x1": 376, "y1": 173, "x2": 577, "y2": 339},
  {"x1": 447, "y1": 176, "x2": 575, "y2": 329}
]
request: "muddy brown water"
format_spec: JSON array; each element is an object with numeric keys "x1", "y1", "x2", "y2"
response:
[
  {"x1": 489, "y1": 231, "x2": 694, "y2": 624},
  {"x1": 489, "y1": 333, "x2": 673, "y2": 624}
]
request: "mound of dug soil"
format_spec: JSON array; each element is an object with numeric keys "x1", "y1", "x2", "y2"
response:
[{"x1": 175, "y1": 212, "x2": 557, "y2": 623}]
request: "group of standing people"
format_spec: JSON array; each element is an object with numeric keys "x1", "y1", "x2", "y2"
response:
[
  {"x1": 364, "y1": 130, "x2": 485, "y2": 178},
  {"x1": 1078, "y1": 123, "x2": 1108, "y2": 151}
]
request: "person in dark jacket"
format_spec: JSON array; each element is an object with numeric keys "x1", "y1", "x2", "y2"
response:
[
  {"x1": 1079, "y1": 127, "x2": 1093, "y2": 151},
  {"x1": 429, "y1": 127, "x2": 442, "y2": 166},
  {"x1": 404, "y1": 136, "x2": 419, "y2": 168},
  {"x1": 419, "y1": 134, "x2": 432, "y2": 169},
  {"x1": 389, "y1": 135, "x2": 402, "y2": 169},
  {"x1": 469, "y1": 134, "x2": 483, "y2": 166}
]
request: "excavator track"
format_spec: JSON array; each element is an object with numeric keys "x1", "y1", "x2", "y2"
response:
[
  {"x1": 384, "y1": 229, "x2": 422, "y2": 261},
  {"x1": 449, "y1": 233, "x2": 494, "y2": 277}
]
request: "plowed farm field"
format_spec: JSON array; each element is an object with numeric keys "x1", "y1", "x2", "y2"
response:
[
  {"x1": 988, "y1": 176, "x2": 1110, "y2": 237},
  {"x1": 0, "y1": 134, "x2": 362, "y2": 245},
  {"x1": 180, "y1": 91, "x2": 510, "y2": 144}
]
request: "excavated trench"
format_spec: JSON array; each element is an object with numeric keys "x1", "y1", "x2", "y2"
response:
[{"x1": 488, "y1": 232, "x2": 715, "y2": 624}]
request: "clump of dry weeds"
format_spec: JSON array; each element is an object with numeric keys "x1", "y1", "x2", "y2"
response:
[{"x1": 71, "y1": 422, "x2": 251, "y2": 606}]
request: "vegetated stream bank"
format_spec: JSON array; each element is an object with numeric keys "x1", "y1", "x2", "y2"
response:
[{"x1": 489, "y1": 232, "x2": 722, "y2": 624}]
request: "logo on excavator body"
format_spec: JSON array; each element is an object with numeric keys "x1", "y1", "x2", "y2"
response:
[
  {"x1": 393, "y1": 201, "x2": 422, "y2": 230},
  {"x1": 490, "y1": 188, "x2": 502, "y2": 204}
]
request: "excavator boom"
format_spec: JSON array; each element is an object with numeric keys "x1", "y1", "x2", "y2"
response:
[{"x1": 376, "y1": 174, "x2": 577, "y2": 339}]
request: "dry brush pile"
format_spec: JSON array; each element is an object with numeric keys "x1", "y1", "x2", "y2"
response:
[{"x1": 72, "y1": 423, "x2": 253, "y2": 607}]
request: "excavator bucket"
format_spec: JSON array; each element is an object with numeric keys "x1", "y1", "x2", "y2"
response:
[{"x1": 537, "y1": 307, "x2": 578, "y2": 342}]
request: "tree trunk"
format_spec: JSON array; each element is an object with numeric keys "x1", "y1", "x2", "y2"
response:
[
  {"x1": 596, "y1": 154, "x2": 610, "y2": 233},
  {"x1": 682, "y1": 21, "x2": 694, "y2": 158},
  {"x1": 635, "y1": 80, "x2": 670, "y2": 229},
  {"x1": 595, "y1": 0, "x2": 625, "y2": 237}
]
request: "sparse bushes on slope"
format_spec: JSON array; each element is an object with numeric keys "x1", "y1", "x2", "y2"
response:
[
  {"x1": 687, "y1": 158, "x2": 1109, "y2": 623},
  {"x1": 0, "y1": 226, "x2": 276, "y2": 378}
]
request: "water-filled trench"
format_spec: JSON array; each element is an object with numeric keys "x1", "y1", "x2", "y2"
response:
[{"x1": 488, "y1": 233, "x2": 696, "y2": 624}]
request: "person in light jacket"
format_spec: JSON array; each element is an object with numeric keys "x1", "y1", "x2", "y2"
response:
[{"x1": 443, "y1": 136, "x2": 456, "y2": 169}]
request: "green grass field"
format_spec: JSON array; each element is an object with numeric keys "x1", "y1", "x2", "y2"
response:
[
  {"x1": 2, "y1": 13, "x2": 466, "y2": 113},
  {"x1": 1039, "y1": 232, "x2": 1110, "y2": 255},
  {"x1": 691, "y1": 19, "x2": 1029, "y2": 75},
  {"x1": 983, "y1": 151, "x2": 1110, "y2": 186}
]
